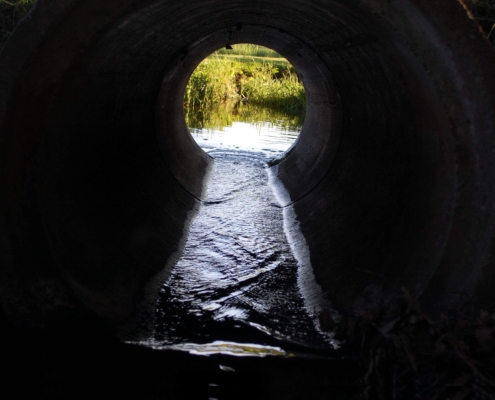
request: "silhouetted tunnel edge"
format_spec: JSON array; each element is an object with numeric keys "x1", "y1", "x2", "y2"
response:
[{"x1": 1, "y1": 0, "x2": 495, "y2": 335}]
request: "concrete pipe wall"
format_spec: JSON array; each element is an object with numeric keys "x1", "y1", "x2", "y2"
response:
[{"x1": 1, "y1": 0, "x2": 495, "y2": 331}]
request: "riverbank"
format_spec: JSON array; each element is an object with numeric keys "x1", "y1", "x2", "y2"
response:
[{"x1": 183, "y1": 48, "x2": 306, "y2": 125}]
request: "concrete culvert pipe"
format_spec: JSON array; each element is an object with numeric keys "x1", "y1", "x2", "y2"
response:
[{"x1": 1, "y1": 0, "x2": 495, "y2": 334}]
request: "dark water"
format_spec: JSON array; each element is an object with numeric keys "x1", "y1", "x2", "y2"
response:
[
  {"x1": 151, "y1": 149, "x2": 337, "y2": 357},
  {"x1": 122, "y1": 119, "x2": 363, "y2": 399},
  {"x1": 131, "y1": 120, "x2": 340, "y2": 358}
]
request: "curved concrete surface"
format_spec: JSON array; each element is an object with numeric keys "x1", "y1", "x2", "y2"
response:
[{"x1": 1, "y1": 0, "x2": 495, "y2": 329}]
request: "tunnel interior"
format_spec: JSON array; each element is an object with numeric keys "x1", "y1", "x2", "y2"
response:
[{"x1": 1, "y1": 0, "x2": 495, "y2": 346}]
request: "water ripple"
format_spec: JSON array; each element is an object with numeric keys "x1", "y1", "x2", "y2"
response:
[{"x1": 152, "y1": 150, "x2": 337, "y2": 354}]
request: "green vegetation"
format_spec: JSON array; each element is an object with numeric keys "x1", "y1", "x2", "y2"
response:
[
  {"x1": 213, "y1": 44, "x2": 294, "y2": 72},
  {"x1": 215, "y1": 44, "x2": 283, "y2": 58},
  {"x1": 184, "y1": 48, "x2": 306, "y2": 130},
  {"x1": 0, "y1": 0, "x2": 35, "y2": 47},
  {"x1": 211, "y1": 54, "x2": 292, "y2": 71}
]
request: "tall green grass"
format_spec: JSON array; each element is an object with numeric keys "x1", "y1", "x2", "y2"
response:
[
  {"x1": 0, "y1": 0, "x2": 35, "y2": 47},
  {"x1": 184, "y1": 54, "x2": 306, "y2": 120},
  {"x1": 213, "y1": 54, "x2": 295, "y2": 71}
]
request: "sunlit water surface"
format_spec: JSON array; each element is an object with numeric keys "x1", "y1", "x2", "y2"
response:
[
  {"x1": 133, "y1": 120, "x2": 338, "y2": 358},
  {"x1": 190, "y1": 121, "x2": 299, "y2": 153}
]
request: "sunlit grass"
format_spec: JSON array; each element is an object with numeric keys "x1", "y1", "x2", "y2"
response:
[
  {"x1": 216, "y1": 43, "x2": 284, "y2": 58},
  {"x1": 184, "y1": 53, "x2": 306, "y2": 123},
  {"x1": 213, "y1": 54, "x2": 294, "y2": 71}
]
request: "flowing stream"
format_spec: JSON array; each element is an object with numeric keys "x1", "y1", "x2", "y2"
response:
[{"x1": 141, "y1": 120, "x2": 339, "y2": 358}]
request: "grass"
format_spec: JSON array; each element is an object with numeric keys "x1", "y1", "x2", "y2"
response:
[
  {"x1": 183, "y1": 52, "x2": 306, "y2": 121},
  {"x1": 0, "y1": 0, "x2": 35, "y2": 47},
  {"x1": 213, "y1": 54, "x2": 294, "y2": 71},
  {"x1": 215, "y1": 44, "x2": 283, "y2": 58}
]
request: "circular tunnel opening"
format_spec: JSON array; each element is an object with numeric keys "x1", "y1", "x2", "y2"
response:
[
  {"x1": 183, "y1": 43, "x2": 306, "y2": 155},
  {"x1": 157, "y1": 27, "x2": 342, "y2": 203}
]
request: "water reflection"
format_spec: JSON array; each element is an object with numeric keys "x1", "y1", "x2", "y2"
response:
[
  {"x1": 191, "y1": 121, "x2": 299, "y2": 154},
  {"x1": 134, "y1": 104, "x2": 339, "y2": 358},
  {"x1": 187, "y1": 101, "x2": 302, "y2": 153},
  {"x1": 185, "y1": 88, "x2": 304, "y2": 133},
  {"x1": 148, "y1": 341, "x2": 289, "y2": 358}
]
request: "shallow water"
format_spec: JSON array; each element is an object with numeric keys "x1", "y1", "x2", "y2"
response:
[
  {"x1": 190, "y1": 120, "x2": 299, "y2": 153},
  {"x1": 137, "y1": 121, "x2": 338, "y2": 358}
]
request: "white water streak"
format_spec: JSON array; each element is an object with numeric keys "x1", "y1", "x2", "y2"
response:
[{"x1": 268, "y1": 169, "x2": 340, "y2": 341}]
